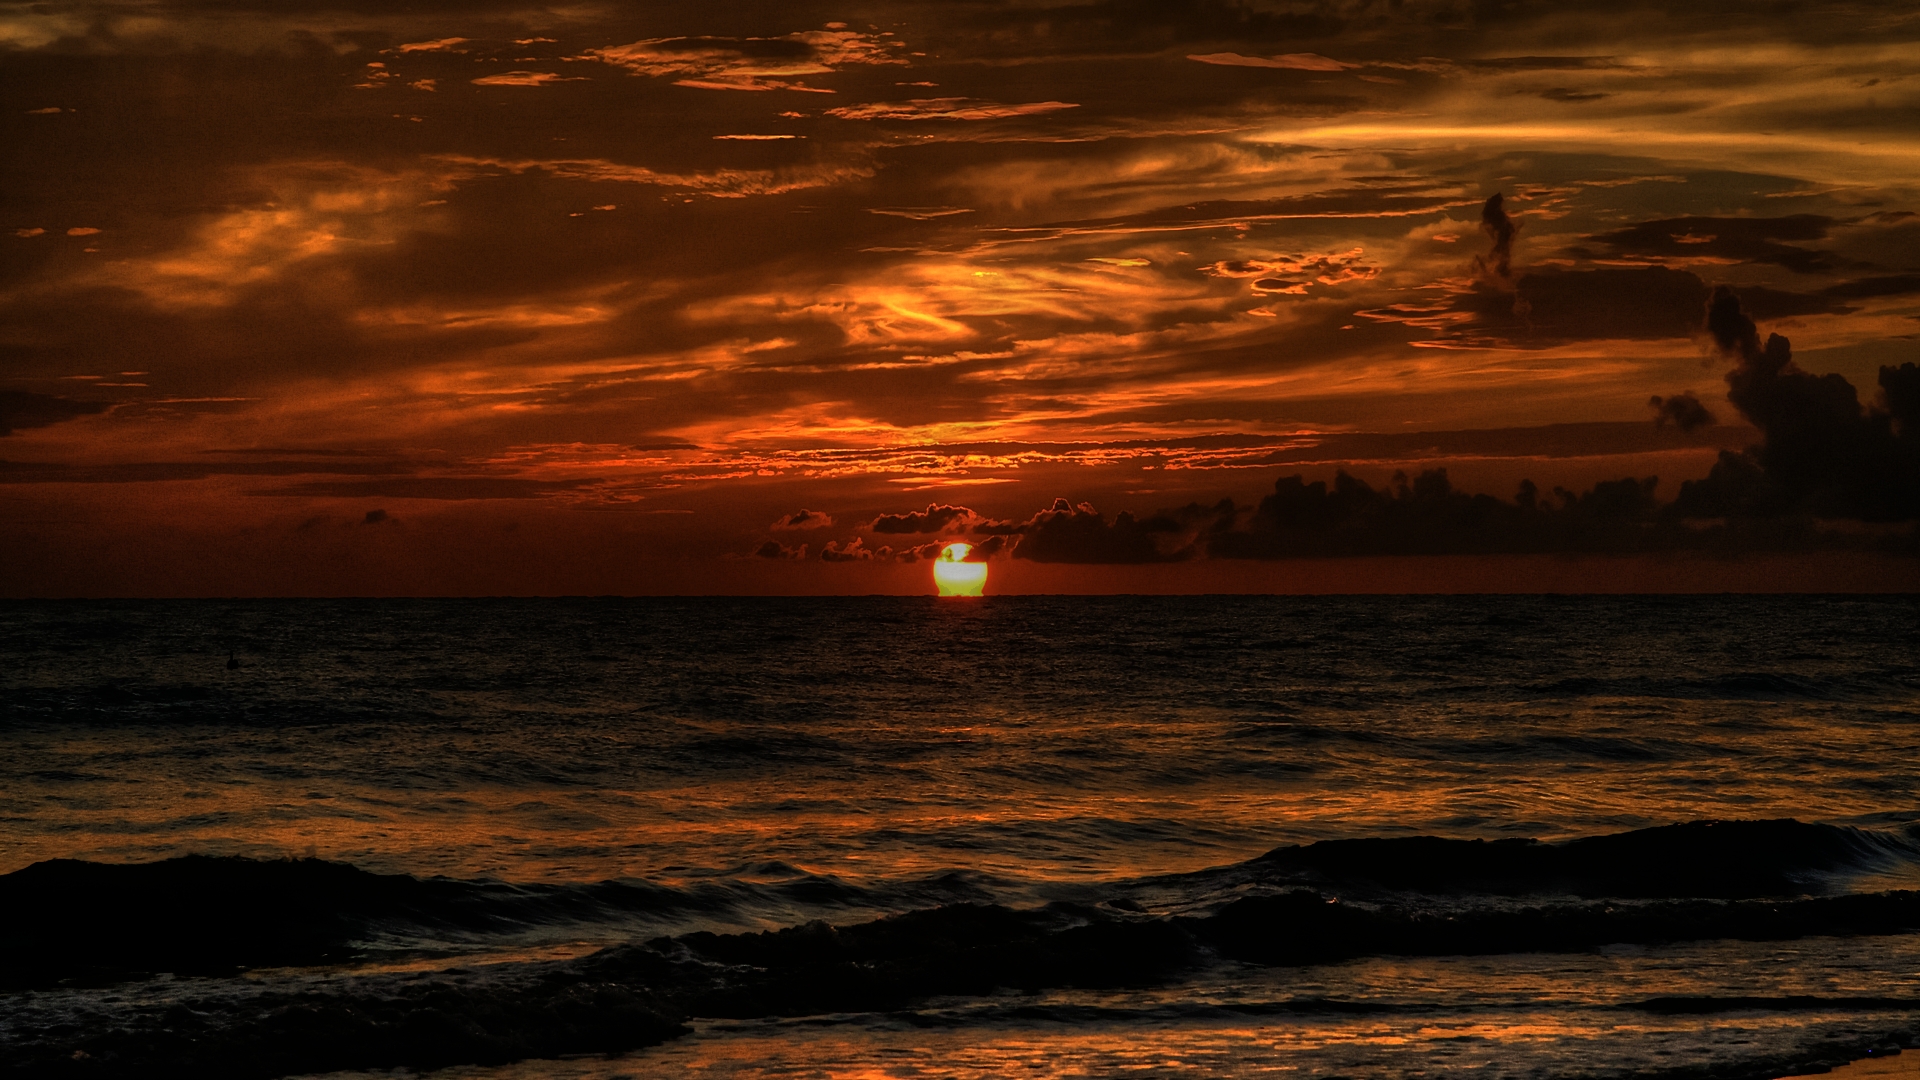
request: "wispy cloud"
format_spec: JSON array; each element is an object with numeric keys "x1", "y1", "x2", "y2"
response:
[
  {"x1": 1188, "y1": 52, "x2": 1354, "y2": 71},
  {"x1": 826, "y1": 98, "x2": 1079, "y2": 121},
  {"x1": 585, "y1": 26, "x2": 905, "y2": 92},
  {"x1": 471, "y1": 71, "x2": 588, "y2": 87}
]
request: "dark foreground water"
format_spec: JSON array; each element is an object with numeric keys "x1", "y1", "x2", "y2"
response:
[{"x1": 2, "y1": 596, "x2": 1919, "y2": 1080}]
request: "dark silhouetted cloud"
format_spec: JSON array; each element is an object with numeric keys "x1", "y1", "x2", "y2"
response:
[
  {"x1": 754, "y1": 539, "x2": 807, "y2": 559},
  {"x1": 1586, "y1": 216, "x2": 1838, "y2": 274},
  {"x1": 1379, "y1": 261, "x2": 1853, "y2": 350},
  {"x1": 772, "y1": 508, "x2": 834, "y2": 530},
  {"x1": 1008, "y1": 498, "x2": 1199, "y2": 564},
  {"x1": 1211, "y1": 469, "x2": 1674, "y2": 558},
  {"x1": 0, "y1": 391, "x2": 108, "y2": 436},
  {"x1": 1819, "y1": 274, "x2": 1920, "y2": 300},
  {"x1": 1476, "y1": 193, "x2": 1519, "y2": 285},
  {"x1": 260, "y1": 478, "x2": 600, "y2": 500},
  {"x1": 871, "y1": 503, "x2": 978, "y2": 534},
  {"x1": 819, "y1": 537, "x2": 877, "y2": 561},
  {"x1": 1650, "y1": 392, "x2": 1715, "y2": 433},
  {"x1": 1674, "y1": 287, "x2": 1920, "y2": 521}
]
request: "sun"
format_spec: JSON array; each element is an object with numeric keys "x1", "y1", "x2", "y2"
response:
[{"x1": 932, "y1": 542, "x2": 987, "y2": 597}]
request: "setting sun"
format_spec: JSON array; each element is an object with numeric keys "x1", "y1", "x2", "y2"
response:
[{"x1": 932, "y1": 543, "x2": 987, "y2": 597}]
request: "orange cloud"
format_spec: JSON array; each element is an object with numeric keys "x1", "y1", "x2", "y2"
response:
[
  {"x1": 392, "y1": 38, "x2": 469, "y2": 54},
  {"x1": 471, "y1": 72, "x2": 587, "y2": 87},
  {"x1": 585, "y1": 27, "x2": 905, "y2": 92},
  {"x1": 1187, "y1": 52, "x2": 1355, "y2": 71},
  {"x1": 826, "y1": 98, "x2": 1079, "y2": 121}
]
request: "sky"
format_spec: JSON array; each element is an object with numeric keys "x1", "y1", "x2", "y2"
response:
[{"x1": 3, "y1": 0, "x2": 1918, "y2": 595}]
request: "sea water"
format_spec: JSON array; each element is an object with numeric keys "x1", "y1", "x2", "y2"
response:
[{"x1": 2, "y1": 596, "x2": 1917, "y2": 1079}]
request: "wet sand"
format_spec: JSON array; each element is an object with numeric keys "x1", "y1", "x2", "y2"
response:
[{"x1": 1790, "y1": 1051, "x2": 1917, "y2": 1079}]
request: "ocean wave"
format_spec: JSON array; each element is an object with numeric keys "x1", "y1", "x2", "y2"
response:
[
  {"x1": 1230, "y1": 818, "x2": 1920, "y2": 899},
  {"x1": 9, "y1": 887, "x2": 1920, "y2": 1079},
  {"x1": 5, "y1": 819, "x2": 1918, "y2": 993}
]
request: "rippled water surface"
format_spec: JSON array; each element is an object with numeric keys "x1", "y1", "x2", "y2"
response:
[{"x1": 2, "y1": 596, "x2": 1918, "y2": 1078}]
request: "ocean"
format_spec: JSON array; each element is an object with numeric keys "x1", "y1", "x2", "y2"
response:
[{"x1": 2, "y1": 595, "x2": 1918, "y2": 1079}]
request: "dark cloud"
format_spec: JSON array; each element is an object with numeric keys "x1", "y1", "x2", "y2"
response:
[
  {"x1": 965, "y1": 534, "x2": 1010, "y2": 560},
  {"x1": 1507, "y1": 266, "x2": 1702, "y2": 340},
  {"x1": 1585, "y1": 215, "x2": 1839, "y2": 274},
  {"x1": 772, "y1": 508, "x2": 833, "y2": 530},
  {"x1": 818, "y1": 537, "x2": 945, "y2": 562},
  {"x1": 0, "y1": 391, "x2": 108, "y2": 436},
  {"x1": 1396, "y1": 264, "x2": 1852, "y2": 349},
  {"x1": 1819, "y1": 274, "x2": 1920, "y2": 301},
  {"x1": 819, "y1": 537, "x2": 879, "y2": 561},
  {"x1": 1650, "y1": 392, "x2": 1715, "y2": 434},
  {"x1": 871, "y1": 503, "x2": 978, "y2": 534},
  {"x1": 948, "y1": 0, "x2": 1346, "y2": 49},
  {"x1": 1027, "y1": 185, "x2": 1472, "y2": 239},
  {"x1": 0, "y1": 459, "x2": 416, "y2": 484},
  {"x1": 891, "y1": 541, "x2": 949, "y2": 563},
  {"x1": 754, "y1": 539, "x2": 806, "y2": 559},
  {"x1": 1476, "y1": 193, "x2": 1518, "y2": 284},
  {"x1": 1007, "y1": 498, "x2": 1204, "y2": 564},
  {"x1": 1238, "y1": 421, "x2": 1744, "y2": 464},
  {"x1": 258, "y1": 478, "x2": 599, "y2": 500},
  {"x1": 1674, "y1": 287, "x2": 1920, "y2": 521},
  {"x1": 1211, "y1": 469, "x2": 1675, "y2": 557},
  {"x1": 1449, "y1": 56, "x2": 1620, "y2": 71},
  {"x1": 361, "y1": 508, "x2": 393, "y2": 525}
]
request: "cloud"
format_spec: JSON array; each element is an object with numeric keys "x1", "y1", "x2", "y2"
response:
[
  {"x1": 890, "y1": 541, "x2": 949, "y2": 563},
  {"x1": 442, "y1": 154, "x2": 872, "y2": 198},
  {"x1": 871, "y1": 502, "x2": 979, "y2": 534},
  {"x1": 1819, "y1": 274, "x2": 1920, "y2": 300},
  {"x1": 1199, "y1": 249, "x2": 1378, "y2": 296},
  {"x1": 1187, "y1": 52, "x2": 1354, "y2": 71},
  {"x1": 1370, "y1": 257, "x2": 1852, "y2": 351},
  {"x1": 585, "y1": 27, "x2": 905, "y2": 93},
  {"x1": 257, "y1": 478, "x2": 599, "y2": 500},
  {"x1": 0, "y1": 458, "x2": 416, "y2": 485},
  {"x1": 362, "y1": 508, "x2": 394, "y2": 525},
  {"x1": 392, "y1": 38, "x2": 469, "y2": 54},
  {"x1": 1650, "y1": 392, "x2": 1716, "y2": 433},
  {"x1": 825, "y1": 98, "x2": 1080, "y2": 121},
  {"x1": 1475, "y1": 192, "x2": 1519, "y2": 285},
  {"x1": 819, "y1": 537, "x2": 881, "y2": 561},
  {"x1": 1674, "y1": 287, "x2": 1920, "y2": 521},
  {"x1": 471, "y1": 72, "x2": 587, "y2": 87},
  {"x1": 754, "y1": 539, "x2": 807, "y2": 559},
  {"x1": 866, "y1": 206, "x2": 974, "y2": 219},
  {"x1": 1006, "y1": 498, "x2": 1207, "y2": 564},
  {"x1": 0, "y1": 391, "x2": 109, "y2": 436},
  {"x1": 772, "y1": 508, "x2": 834, "y2": 530},
  {"x1": 1212, "y1": 469, "x2": 1673, "y2": 557},
  {"x1": 1585, "y1": 215, "x2": 1838, "y2": 274}
]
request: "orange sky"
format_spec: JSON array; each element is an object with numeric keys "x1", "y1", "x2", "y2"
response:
[{"x1": 3, "y1": 1, "x2": 1918, "y2": 594}]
